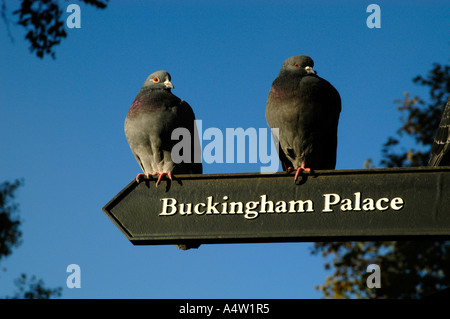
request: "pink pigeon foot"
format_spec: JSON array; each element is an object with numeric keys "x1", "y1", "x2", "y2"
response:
[
  {"x1": 155, "y1": 172, "x2": 173, "y2": 187},
  {"x1": 135, "y1": 173, "x2": 147, "y2": 183},
  {"x1": 294, "y1": 164, "x2": 312, "y2": 182}
]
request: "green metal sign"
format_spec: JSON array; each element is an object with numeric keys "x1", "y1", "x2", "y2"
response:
[{"x1": 102, "y1": 167, "x2": 450, "y2": 246}]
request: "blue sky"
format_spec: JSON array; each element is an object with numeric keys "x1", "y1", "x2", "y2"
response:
[{"x1": 0, "y1": 0, "x2": 449, "y2": 299}]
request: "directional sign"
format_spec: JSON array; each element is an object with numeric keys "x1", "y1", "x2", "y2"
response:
[{"x1": 102, "y1": 167, "x2": 450, "y2": 246}]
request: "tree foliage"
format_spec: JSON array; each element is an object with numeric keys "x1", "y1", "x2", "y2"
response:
[
  {"x1": 1, "y1": 0, "x2": 108, "y2": 59},
  {"x1": 380, "y1": 63, "x2": 450, "y2": 167},
  {"x1": 6, "y1": 274, "x2": 62, "y2": 299},
  {"x1": 311, "y1": 62, "x2": 450, "y2": 299},
  {"x1": 0, "y1": 179, "x2": 23, "y2": 260},
  {"x1": 0, "y1": 179, "x2": 62, "y2": 299}
]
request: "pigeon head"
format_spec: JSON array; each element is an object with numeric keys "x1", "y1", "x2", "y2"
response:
[
  {"x1": 281, "y1": 55, "x2": 317, "y2": 75},
  {"x1": 142, "y1": 70, "x2": 174, "y2": 90}
]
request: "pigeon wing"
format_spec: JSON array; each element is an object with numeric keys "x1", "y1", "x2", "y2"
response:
[{"x1": 429, "y1": 96, "x2": 450, "y2": 167}]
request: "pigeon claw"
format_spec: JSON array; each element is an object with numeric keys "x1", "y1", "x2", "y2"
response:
[
  {"x1": 135, "y1": 173, "x2": 147, "y2": 183},
  {"x1": 294, "y1": 165, "x2": 312, "y2": 182},
  {"x1": 155, "y1": 172, "x2": 173, "y2": 187},
  {"x1": 135, "y1": 172, "x2": 154, "y2": 183}
]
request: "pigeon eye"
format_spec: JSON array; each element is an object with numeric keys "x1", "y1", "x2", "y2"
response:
[
  {"x1": 294, "y1": 63, "x2": 300, "y2": 68},
  {"x1": 152, "y1": 77, "x2": 160, "y2": 83}
]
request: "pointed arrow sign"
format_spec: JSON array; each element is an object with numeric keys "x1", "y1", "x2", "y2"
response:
[{"x1": 102, "y1": 167, "x2": 450, "y2": 246}]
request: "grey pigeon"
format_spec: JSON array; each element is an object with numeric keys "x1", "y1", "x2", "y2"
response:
[
  {"x1": 429, "y1": 96, "x2": 450, "y2": 167},
  {"x1": 125, "y1": 70, "x2": 202, "y2": 250},
  {"x1": 266, "y1": 55, "x2": 341, "y2": 181},
  {"x1": 125, "y1": 70, "x2": 202, "y2": 184}
]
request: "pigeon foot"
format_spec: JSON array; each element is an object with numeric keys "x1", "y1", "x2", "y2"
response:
[
  {"x1": 135, "y1": 172, "x2": 154, "y2": 183},
  {"x1": 155, "y1": 172, "x2": 173, "y2": 187},
  {"x1": 294, "y1": 165, "x2": 312, "y2": 182},
  {"x1": 135, "y1": 173, "x2": 147, "y2": 183}
]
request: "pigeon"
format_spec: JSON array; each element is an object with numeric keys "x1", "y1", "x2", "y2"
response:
[
  {"x1": 125, "y1": 70, "x2": 202, "y2": 250},
  {"x1": 429, "y1": 96, "x2": 450, "y2": 167},
  {"x1": 125, "y1": 70, "x2": 202, "y2": 185},
  {"x1": 265, "y1": 55, "x2": 341, "y2": 181}
]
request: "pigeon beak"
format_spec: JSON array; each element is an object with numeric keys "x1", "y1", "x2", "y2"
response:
[
  {"x1": 164, "y1": 79, "x2": 174, "y2": 89},
  {"x1": 305, "y1": 66, "x2": 316, "y2": 75}
]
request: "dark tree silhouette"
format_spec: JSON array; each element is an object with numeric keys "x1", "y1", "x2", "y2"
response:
[
  {"x1": 1, "y1": 0, "x2": 108, "y2": 59},
  {"x1": 0, "y1": 180, "x2": 62, "y2": 299},
  {"x1": 380, "y1": 63, "x2": 450, "y2": 168},
  {"x1": 311, "y1": 61, "x2": 450, "y2": 299},
  {"x1": 0, "y1": 179, "x2": 23, "y2": 260}
]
